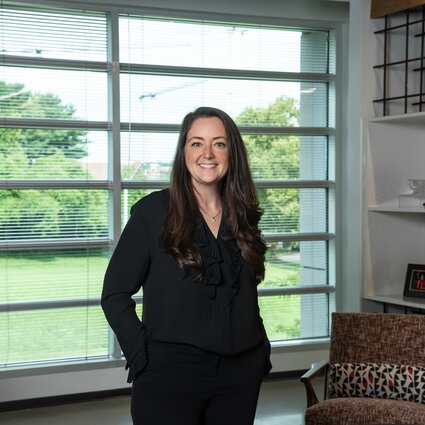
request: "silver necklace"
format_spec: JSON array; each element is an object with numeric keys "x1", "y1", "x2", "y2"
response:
[{"x1": 200, "y1": 207, "x2": 222, "y2": 222}]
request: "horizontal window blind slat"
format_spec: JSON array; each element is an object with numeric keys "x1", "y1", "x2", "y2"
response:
[
  {"x1": 0, "y1": 298, "x2": 103, "y2": 312},
  {"x1": 0, "y1": 248, "x2": 108, "y2": 303},
  {"x1": 0, "y1": 129, "x2": 108, "y2": 181},
  {"x1": 0, "y1": 181, "x2": 111, "y2": 190},
  {"x1": 0, "y1": 55, "x2": 109, "y2": 72},
  {"x1": 119, "y1": 63, "x2": 335, "y2": 82},
  {"x1": 0, "y1": 6, "x2": 107, "y2": 61},
  {"x1": 0, "y1": 67, "x2": 108, "y2": 122},
  {"x1": 262, "y1": 240, "x2": 335, "y2": 288},
  {"x1": 0, "y1": 306, "x2": 109, "y2": 365},
  {"x1": 119, "y1": 122, "x2": 335, "y2": 135},
  {"x1": 258, "y1": 188, "x2": 331, "y2": 233},
  {"x1": 120, "y1": 132, "x2": 332, "y2": 182},
  {"x1": 119, "y1": 15, "x2": 330, "y2": 74},
  {"x1": 0, "y1": 189, "x2": 109, "y2": 240},
  {"x1": 263, "y1": 232, "x2": 334, "y2": 242},
  {"x1": 0, "y1": 118, "x2": 110, "y2": 130},
  {"x1": 0, "y1": 238, "x2": 110, "y2": 250},
  {"x1": 120, "y1": 74, "x2": 330, "y2": 127},
  {"x1": 259, "y1": 293, "x2": 331, "y2": 341},
  {"x1": 258, "y1": 286, "x2": 335, "y2": 296}
]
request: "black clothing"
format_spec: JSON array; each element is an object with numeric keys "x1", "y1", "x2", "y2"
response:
[
  {"x1": 131, "y1": 340, "x2": 265, "y2": 425},
  {"x1": 101, "y1": 189, "x2": 271, "y2": 383}
]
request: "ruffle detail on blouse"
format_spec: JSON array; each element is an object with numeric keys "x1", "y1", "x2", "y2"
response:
[
  {"x1": 194, "y1": 219, "x2": 222, "y2": 299},
  {"x1": 194, "y1": 219, "x2": 243, "y2": 303},
  {"x1": 226, "y1": 238, "x2": 242, "y2": 288},
  {"x1": 221, "y1": 236, "x2": 243, "y2": 307}
]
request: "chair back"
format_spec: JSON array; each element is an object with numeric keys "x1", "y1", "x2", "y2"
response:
[{"x1": 329, "y1": 312, "x2": 425, "y2": 366}]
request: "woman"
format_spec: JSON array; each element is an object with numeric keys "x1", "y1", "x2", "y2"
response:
[{"x1": 101, "y1": 106, "x2": 271, "y2": 425}]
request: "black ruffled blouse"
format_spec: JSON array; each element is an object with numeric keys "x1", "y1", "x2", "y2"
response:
[{"x1": 101, "y1": 189, "x2": 271, "y2": 383}]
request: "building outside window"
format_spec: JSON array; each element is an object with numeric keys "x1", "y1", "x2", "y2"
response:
[{"x1": 0, "y1": 2, "x2": 336, "y2": 369}]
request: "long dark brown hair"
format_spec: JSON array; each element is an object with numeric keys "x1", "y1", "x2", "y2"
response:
[{"x1": 163, "y1": 106, "x2": 266, "y2": 283}]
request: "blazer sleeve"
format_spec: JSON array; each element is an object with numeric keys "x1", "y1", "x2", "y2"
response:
[{"x1": 101, "y1": 201, "x2": 151, "y2": 382}]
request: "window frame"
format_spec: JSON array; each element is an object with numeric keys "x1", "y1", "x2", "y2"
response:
[{"x1": 0, "y1": 0, "x2": 342, "y2": 372}]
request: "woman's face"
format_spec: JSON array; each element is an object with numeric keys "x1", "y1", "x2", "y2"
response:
[{"x1": 184, "y1": 117, "x2": 229, "y2": 190}]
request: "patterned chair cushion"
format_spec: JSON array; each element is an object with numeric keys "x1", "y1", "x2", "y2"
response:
[
  {"x1": 305, "y1": 397, "x2": 425, "y2": 425},
  {"x1": 328, "y1": 363, "x2": 425, "y2": 403}
]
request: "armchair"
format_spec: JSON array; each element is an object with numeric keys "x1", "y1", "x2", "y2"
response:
[{"x1": 301, "y1": 312, "x2": 425, "y2": 425}]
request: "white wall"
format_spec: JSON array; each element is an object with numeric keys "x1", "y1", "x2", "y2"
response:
[
  {"x1": 1, "y1": 364, "x2": 128, "y2": 403},
  {"x1": 40, "y1": 0, "x2": 349, "y2": 23},
  {"x1": 0, "y1": 0, "x2": 357, "y2": 403},
  {"x1": 338, "y1": 0, "x2": 377, "y2": 312},
  {"x1": 0, "y1": 343, "x2": 330, "y2": 402}
]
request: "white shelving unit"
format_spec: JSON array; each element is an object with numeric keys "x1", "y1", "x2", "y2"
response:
[{"x1": 363, "y1": 111, "x2": 425, "y2": 312}]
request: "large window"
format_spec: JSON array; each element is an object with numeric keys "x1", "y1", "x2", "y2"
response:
[{"x1": 0, "y1": 2, "x2": 336, "y2": 368}]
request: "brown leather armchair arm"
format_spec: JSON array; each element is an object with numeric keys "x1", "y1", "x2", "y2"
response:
[{"x1": 300, "y1": 360, "x2": 329, "y2": 407}]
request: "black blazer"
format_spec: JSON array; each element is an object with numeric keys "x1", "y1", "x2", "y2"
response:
[{"x1": 101, "y1": 189, "x2": 271, "y2": 382}]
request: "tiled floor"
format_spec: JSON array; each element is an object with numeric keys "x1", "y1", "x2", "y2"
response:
[{"x1": 0, "y1": 376, "x2": 324, "y2": 425}]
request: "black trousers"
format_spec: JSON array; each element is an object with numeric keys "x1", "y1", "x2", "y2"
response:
[{"x1": 131, "y1": 340, "x2": 266, "y2": 425}]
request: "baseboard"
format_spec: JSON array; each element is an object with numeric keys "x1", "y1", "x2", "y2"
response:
[
  {"x1": 0, "y1": 388, "x2": 131, "y2": 413},
  {"x1": 0, "y1": 369, "x2": 307, "y2": 412}
]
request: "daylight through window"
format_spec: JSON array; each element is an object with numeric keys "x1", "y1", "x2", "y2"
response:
[{"x1": 0, "y1": 3, "x2": 336, "y2": 368}]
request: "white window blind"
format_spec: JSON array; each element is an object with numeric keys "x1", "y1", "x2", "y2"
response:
[
  {"x1": 1, "y1": 3, "x2": 336, "y2": 370},
  {"x1": 120, "y1": 15, "x2": 336, "y2": 343},
  {"x1": 0, "y1": 3, "x2": 109, "y2": 367}
]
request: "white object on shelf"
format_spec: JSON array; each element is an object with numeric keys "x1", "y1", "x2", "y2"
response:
[
  {"x1": 398, "y1": 192, "x2": 425, "y2": 208},
  {"x1": 408, "y1": 179, "x2": 425, "y2": 195}
]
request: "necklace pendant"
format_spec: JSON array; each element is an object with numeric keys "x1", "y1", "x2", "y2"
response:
[{"x1": 200, "y1": 206, "x2": 221, "y2": 223}]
